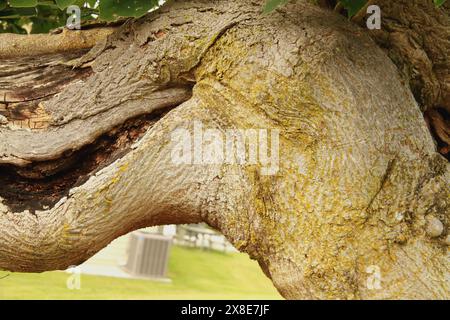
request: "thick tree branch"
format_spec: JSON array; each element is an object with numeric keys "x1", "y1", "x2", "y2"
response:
[
  {"x1": 0, "y1": 0, "x2": 448, "y2": 299},
  {"x1": 0, "y1": 28, "x2": 116, "y2": 59},
  {"x1": 356, "y1": 0, "x2": 450, "y2": 158}
]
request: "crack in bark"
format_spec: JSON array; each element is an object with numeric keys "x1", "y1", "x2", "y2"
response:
[
  {"x1": 0, "y1": 107, "x2": 174, "y2": 213},
  {"x1": 365, "y1": 157, "x2": 397, "y2": 214}
]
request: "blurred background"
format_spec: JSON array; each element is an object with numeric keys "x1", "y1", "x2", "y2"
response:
[{"x1": 0, "y1": 224, "x2": 281, "y2": 299}]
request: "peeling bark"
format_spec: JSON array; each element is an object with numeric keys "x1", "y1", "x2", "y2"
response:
[{"x1": 0, "y1": 0, "x2": 448, "y2": 300}]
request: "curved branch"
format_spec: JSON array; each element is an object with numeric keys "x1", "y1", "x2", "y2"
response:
[
  {"x1": 0, "y1": 0, "x2": 448, "y2": 300},
  {"x1": 0, "y1": 28, "x2": 116, "y2": 58},
  {"x1": 0, "y1": 99, "x2": 228, "y2": 271}
]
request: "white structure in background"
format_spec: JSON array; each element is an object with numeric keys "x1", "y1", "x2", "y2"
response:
[
  {"x1": 123, "y1": 230, "x2": 173, "y2": 280},
  {"x1": 79, "y1": 224, "x2": 236, "y2": 280},
  {"x1": 174, "y1": 224, "x2": 237, "y2": 253}
]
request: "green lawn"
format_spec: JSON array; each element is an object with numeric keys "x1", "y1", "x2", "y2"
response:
[{"x1": 0, "y1": 246, "x2": 282, "y2": 300}]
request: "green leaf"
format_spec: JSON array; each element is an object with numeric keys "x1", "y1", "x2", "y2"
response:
[
  {"x1": 339, "y1": 0, "x2": 368, "y2": 18},
  {"x1": 0, "y1": 6, "x2": 36, "y2": 18},
  {"x1": 99, "y1": 0, "x2": 158, "y2": 21},
  {"x1": 434, "y1": 0, "x2": 447, "y2": 7},
  {"x1": 0, "y1": 19, "x2": 28, "y2": 33},
  {"x1": 8, "y1": 0, "x2": 37, "y2": 8},
  {"x1": 86, "y1": 0, "x2": 97, "y2": 7},
  {"x1": 0, "y1": 0, "x2": 8, "y2": 10},
  {"x1": 263, "y1": 0, "x2": 289, "y2": 13},
  {"x1": 35, "y1": 2, "x2": 61, "y2": 9},
  {"x1": 55, "y1": 0, "x2": 77, "y2": 9}
]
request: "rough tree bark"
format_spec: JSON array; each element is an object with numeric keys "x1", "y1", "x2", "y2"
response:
[
  {"x1": 352, "y1": 0, "x2": 450, "y2": 157},
  {"x1": 0, "y1": 0, "x2": 448, "y2": 299}
]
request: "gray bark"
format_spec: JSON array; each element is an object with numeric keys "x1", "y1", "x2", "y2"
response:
[{"x1": 0, "y1": 0, "x2": 448, "y2": 299}]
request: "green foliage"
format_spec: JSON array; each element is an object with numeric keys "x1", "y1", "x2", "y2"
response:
[
  {"x1": 55, "y1": 0, "x2": 76, "y2": 9},
  {"x1": 339, "y1": 0, "x2": 367, "y2": 18},
  {"x1": 9, "y1": 0, "x2": 37, "y2": 8},
  {"x1": 263, "y1": 0, "x2": 289, "y2": 13},
  {"x1": 434, "y1": 0, "x2": 446, "y2": 6},
  {"x1": 0, "y1": 2, "x2": 71, "y2": 33},
  {"x1": 99, "y1": 0, "x2": 159, "y2": 21}
]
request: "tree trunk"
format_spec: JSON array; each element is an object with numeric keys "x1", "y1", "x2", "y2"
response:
[{"x1": 0, "y1": 0, "x2": 448, "y2": 300}]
